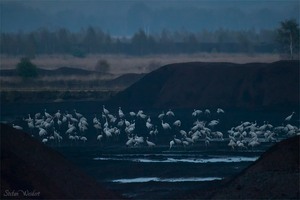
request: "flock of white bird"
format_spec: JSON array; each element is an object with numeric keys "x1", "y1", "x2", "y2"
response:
[{"x1": 11, "y1": 106, "x2": 299, "y2": 151}]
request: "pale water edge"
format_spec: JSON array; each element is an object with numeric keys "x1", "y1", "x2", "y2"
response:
[
  {"x1": 93, "y1": 156, "x2": 259, "y2": 163},
  {"x1": 111, "y1": 177, "x2": 223, "y2": 183}
]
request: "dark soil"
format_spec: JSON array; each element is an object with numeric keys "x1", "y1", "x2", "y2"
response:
[
  {"x1": 110, "y1": 60, "x2": 299, "y2": 111},
  {"x1": 0, "y1": 123, "x2": 124, "y2": 199},
  {"x1": 177, "y1": 135, "x2": 300, "y2": 199}
]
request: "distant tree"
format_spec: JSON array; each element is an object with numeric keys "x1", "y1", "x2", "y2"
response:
[
  {"x1": 276, "y1": 19, "x2": 299, "y2": 59},
  {"x1": 95, "y1": 59, "x2": 110, "y2": 73},
  {"x1": 16, "y1": 57, "x2": 38, "y2": 78},
  {"x1": 131, "y1": 29, "x2": 148, "y2": 55},
  {"x1": 84, "y1": 26, "x2": 98, "y2": 53}
]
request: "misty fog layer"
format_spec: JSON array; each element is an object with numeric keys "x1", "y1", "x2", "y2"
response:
[{"x1": 1, "y1": 0, "x2": 299, "y2": 34}]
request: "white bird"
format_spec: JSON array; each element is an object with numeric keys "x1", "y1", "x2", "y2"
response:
[
  {"x1": 137, "y1": 112, "x2": 147, "y2": 119},
  {"x1": 158, "y1": 111, "x2": 165, "y2": 120},
  {"x1": 44, "y1": 109, "x2": 52, "y2": 119},
  {"x1": 184, "y1": 136, "x2": 194, "y2": 144},
  {"x1": 169, "y1": 140, "x2": 175, "y2": 150},
  {"x1": 74, "y1": 109, "x2": 83, "y2": 119},
  {"x1": 42, "y1": 138, "x2": 48, "y2": 144},
  {"x1": 126, "y1": 136, "x2": 135, "y2": 147},
  {"x1": 217, "y1": 108, "x2": 225, "y2": 114},
  {"x1": 62, "y1": 115, "x2": 67, "y2": 123},
  {"x1": 70, "y1": 117, "x2": 78, "y2": 123},
  {"x1": 182, "y1": 140, "x2": 189, "y2": 147},
  {"x1": 54, "y1": 130, "x2": 62, "y2": 142},
  {"x1": 153, "y1": 127, "x2": 159, "y2": 135},
  {"x1": 66, "y1": 126, "x2": 76, "y2": 134},
  {"x1": 192, "y1": 109, "x2": 202, "y2": 117},
  {"x1": 146, "y1": 137, "x2": 156, "y2": 147},
  {"x1": 208, "y1": 119, "x2": 219, "y2": 127},
  {"x1": 180, "y1": 130, "x2": 187, "y2": 137},
  {"x1": 80, "y1": 136, "x2": 87, "y2": 143},
  {"x1": 237, "y1": 141, "x2": 247, "y2": 149},
  {"x1": 134, "y1": 135, "x2": 144, "y2": 145},
  {"x1": 173, "y1": 120, "x2": 181, "y2": 127},
  {"x1": 248, "y1": 139, "x2": 260, "y2": 149},
  {"x1": 103, "y1": 105, "x2": 110, "y2": 115},
  {"x1": 173, "y1": 135, "x2": 182, "y2": 144},
  {"x1": 39, "y1": 127, "x2": 47, "y2": 136},
  {"x1": 129, "y1": 111, "x2": 136, "y2": 117},
  {"x1": 24, "y1": 114, "x2": 33, "y2": 123},
  {"x1": 228, "y1": 139, "x2": 236, "y2": 150},
  {"x1": 124, "y1": 119, "x2": 130, "y2": 127},
  {"x1": 94, "y1": 123, "x2": 102, "y2": 131},
  {"x1": 12, "y1": 124, "x2": 23, "y2": 130},
  {"x1": 27, "y1": 121, "x2": 35, "y2": 130},
  {"x1": 104, "y1": 127, "x2": 112, "y2": 137},
  {"x1": 146, "y1": 121, "x2": 153, "y2": 129},
  {"x1": 161, "y1": 120, "x2": 171, "y2": 130},
  {"x1": 205, "y1": 109, "x2": 211, "y2": 115},
  {"x1": 205, "y1": 136, "x2": 211, "y2": 146},
  {"x1": 54, "y1": 110, "x2": 61, "y2": 119},
  {"x1": 285, "y1": 112, "x2": 295, "y2": 121},
  {"x1": 35, "y1": 112, "x2": 41, "y2": 119},
  {"x1": 166, "y1": 109, "x2": 175, "y2": 117},
  {"x1": 118, "y1": 107, "x2": 125, "y2": 118},
  {"x1": 215, "y1": 131, "x2": 224, "y2": 139},
  {"x1": 192, "y1": 134, "x2": 200, "y2": 143},
  {"x1": 117, "y1": 119, "x2": 124, "y2": 127},
  {"x1": 97, "y1": 134, "x2": 103, "y2": 141}
]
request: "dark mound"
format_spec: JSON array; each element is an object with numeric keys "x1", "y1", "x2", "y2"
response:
[
  {"x1": 110, "y1": 60, "x2": 299, "y2": 110},
  {"x1": 179, "y1": 136, "x2": 300, "y2": 199},
  {"x1": 0, "y1": 123, "x2": 123, "y2": 199},
  {"x1": 108, "y1": 73, "x2": 145, "y2": 86}
]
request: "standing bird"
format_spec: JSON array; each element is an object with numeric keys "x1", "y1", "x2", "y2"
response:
[
  {"x1": 97, "y1": 134, "x2": 103, "y2": 141},
  {"x1": 118, "y1": 107, "x2": 125, "y2": 118},
  {"x1": 285, "y1": 112, "x2": 295, "y2": 121},
  {"x1": 146, "y1": 137, "x2": 156, "y2": 147},
  {"x1": 173, "y1": 120, "x2": 181, "y2": 127},
  {"x1": 166, "y1": 109, "x2": 175, "y2": 117},
  {"x1": 74, "y1": 109, "x2": 83, "y2": 119},
  {"x1": 173, "y1": 135, "x2": 182, "y2": 145},
  {"x1": 217, "y1": 108, "x2": 225, "y2": 114},
  {"x1": 103, "y1": 105, "x2": 110, "y2": 115},
  {"x1": 228, "y1": 139, "x2": 236, "y2": 150},
  {"x1": 161, "y1": 120, "x2": 171, "y2": 130},
  {"x1": 169, "y1": 140, "x2": 175, "y2": 150},
  {"x1": 192, "y1": 109, "x2": 202, "y2": 117},
  {"x1": 158, "y1": 111, "x2": 165, "y2": 120}
]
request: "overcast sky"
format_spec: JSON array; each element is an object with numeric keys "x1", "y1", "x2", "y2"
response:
[{"x1": 1, "y1": 0, "x2": 299, "y2": 35}]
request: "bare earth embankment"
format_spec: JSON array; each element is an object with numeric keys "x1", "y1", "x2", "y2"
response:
[
  {"x1": 177, "y1": 135, "x2": 300, "y2": 199},
  {"x1": 110, "y1": 60, "x2": 299, "y2": 110},
  {"x1": 0, "y1": 123, "x2": 124, "y2": 199}
]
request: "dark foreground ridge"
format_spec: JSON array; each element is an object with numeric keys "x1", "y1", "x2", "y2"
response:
[
  {"x1": 110, "y1": 60, "x2": 299, "y2": 110},
  {"x1": 0, "y1": 123, "x2": 124, "y2": 199},
  {"x1": 178, "y1": 135, "x2": 300, "y2": 199}
]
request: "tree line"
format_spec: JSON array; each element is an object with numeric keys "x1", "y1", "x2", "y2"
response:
[{"x1": 0, "y1": 21, "x2": 298, "y2": 57}]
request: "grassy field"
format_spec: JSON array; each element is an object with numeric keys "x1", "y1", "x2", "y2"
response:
[
  {"x1": 0, "y1": 53, "x2": 281, "y2": 102},
  {"x1": 1, "y1": 53, "x2": 281, "y2": 75}
]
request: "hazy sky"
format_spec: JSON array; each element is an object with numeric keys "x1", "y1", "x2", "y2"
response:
[{"x1": 1, "y1": 0, "x2": 299, "y2": 35}]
